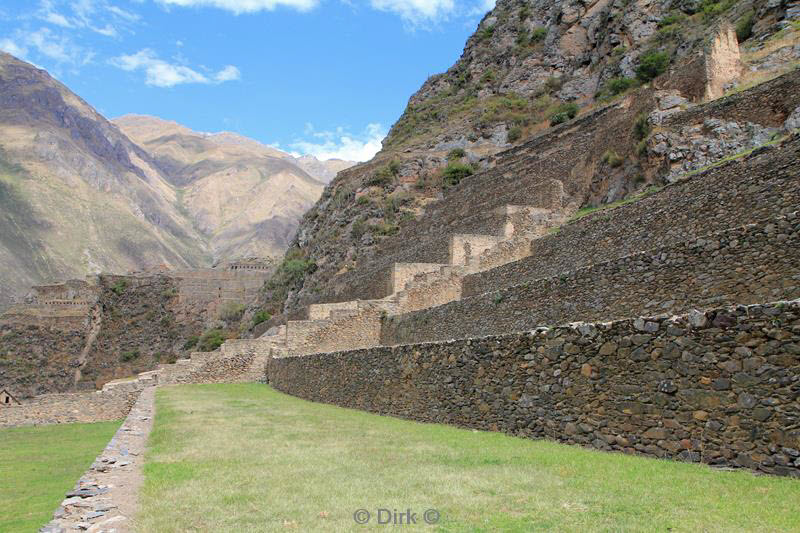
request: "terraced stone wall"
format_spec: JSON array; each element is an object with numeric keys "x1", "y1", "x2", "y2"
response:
[
  {"x1": 270, "y1": 301, "x2": 800, "y2": 477},
  {"x1": 293, "y1": 70, "x2": 800, "y2": 317},
  {"x1": 464, "y1": 134, "x2": 800, "y2": 298},
  {"x1": 301, "y1": 94, "x2": 657, "y2": 308},
  {"x1": 663, "y1": 68, "x2": 800, "y2": 129},
  {"x1": 382, "y1": 215, "x2": 800, "y2": 345}
]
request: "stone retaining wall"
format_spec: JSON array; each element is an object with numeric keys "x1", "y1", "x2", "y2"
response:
[
  {"x1": 292, "y1": 70, "x2": 800, "y2": 316},
  {"x1": 0, "y1": 385, "x2": 141, "y2": 427},
  {"x1": 382, "y1": 215, "x2": 800, "y2": 345},
  {"x1": 270, "y1": 301, "x2": 800, "y2": 477},
  {"x1": 663, "y1": 68, "x2": 800, "y2": 129},
  {"x1": 463, "y1": 134, "x2": 800, "y2": 298}
]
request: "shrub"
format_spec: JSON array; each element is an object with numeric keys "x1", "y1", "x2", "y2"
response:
[
  {"x1": 161, "y1": 287, "x2": 177, "y2": 298},
  {"x1": 605, "y1": 77, "x2": 637, "y2": 96},
  {"x1": 110, "y1": 280, "x2": 128, "y2": 295},
  {"x1": 252, "y1": 310, "x2": 271, "y2": 326},
  {"x1": 369, "y1": 222, "x2": 399, "y2": 236},
  {"x1": 442, "y1": 163, "x2": 474, "y2": 188},
  {"x1": 365, "y1": 167, "x2": 393, "y2": 187},
  {"x1": 121, "y1": 350, "x2": 140, "y2": 362},
  {"x1": 519, "y1": 26, "x2": 548, "y2": 47},
  {"x1": 480, "y1": 70, "x2": 496, "y2": 85},
  {"x1": 447, "y1": 148, "x2": 466, "y2": 160},
  {"x1": 657, "y1": 24, "x2": 682, "y2": 40},
  {"x1": 183, "y1": 335, "x2": 199, "y2": 350},
  {"x1": 543, "y1": 76, "x2": 563, "y2": 93},
  {"x1": 387, "y1": 160, "x2": 401, "y2": 176},
  {"x1": 633, "y1": 113, "x2": 651, "y2": 140},
  {"x1": 549, "y1": 102, "x2": 579, "y2": 125},
  {"x1": 198, "y1": 329, "x2": 226, "y2": 352},
  {"x1": 636, "y1": 139, "x2": 649, "y2": 157},
  {"x1": 356, "y1": 196, "x2": 370, "y2": 206},
  {"x1": 658, "y1": 11, "x2": 685, "y2": 28},
  {"x1": 478, "y1": 25, "x2": 495, "y2": 41},
  {"x1": 700, "y1": 0, "x2": 736, "y2": 19},
  {"x1": 351, "y1": 217, "x2": 367, "y2": 239},
  {"x1": 282, "y1": 258, "x2": 316, "y2": 283},
  {"x1": 636, "y1": 51, "x2": 670, "y2": 82},
  {"x1": 602, "y1": 150, "x2": 624, "y2": 167},
  {"x1": 530, "y1": 26, "x2": 548, "y2": 42},
  {"x1": 507, "y1": 125, "x2": 523, "y2": 143},
  {"x1": 736, "y1": 11, "x2": 755, "y2": 42},
  {"x1": 218, "y1": 301, "x2": 245, "y2": 322}
]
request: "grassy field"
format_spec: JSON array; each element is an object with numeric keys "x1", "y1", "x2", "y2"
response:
[
  {"x1": 138, "y1": 384, "x2": 800, "y2": 532},
  {"x1": 0, "y1": 420, "x2": 120, "y2": 532}
]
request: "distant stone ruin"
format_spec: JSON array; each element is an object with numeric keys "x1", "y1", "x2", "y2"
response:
[{"x1": 664, "y1": 23, "x2": 744, "y2": 102}]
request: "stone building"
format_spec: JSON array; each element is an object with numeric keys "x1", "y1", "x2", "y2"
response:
[{"x1": 0, "y1": 388, "x2": 21, "y2": 406}]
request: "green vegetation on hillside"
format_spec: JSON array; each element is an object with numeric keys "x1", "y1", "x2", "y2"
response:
[
  {"x1": 0, "y1": 421, "x2": 120, "y2": 533},
  {"x1": 138, "y1": 384, "x2": 800, "y2": 532}
]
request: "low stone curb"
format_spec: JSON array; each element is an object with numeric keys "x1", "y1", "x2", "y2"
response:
[{"x1": 40, "y1": 386, "x2": 155, "y2": 532}]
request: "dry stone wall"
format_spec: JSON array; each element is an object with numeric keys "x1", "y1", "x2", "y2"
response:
[
  {"x1": 382, "y1": 215, "x2": 800, "y2": 345},
  {"x1": 292, "y1": 70, "x2": 800, "y2": 316},
  {"x1": 663, "y1": 68, "x2": 800, "y2": 129},
  {"x1": 464, "y1": 134, "x2": 800, "y2": 298},
  {"x1": 270, "y1": 301, "x2": 800, "y2": 477},
  {"x1": 173, "y1": 268, "x2": 271, "y2": 319},
  {"x1": 300, "y1": 98, "x2": 647, "y2": 308},
  {"x1": 0, "y1": 377, "x2": 150, "y2": 428}
]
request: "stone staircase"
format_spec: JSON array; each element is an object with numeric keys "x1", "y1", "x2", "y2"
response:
[{"x1": 253, "y1": 205, "x2": 567, "y2": 357}]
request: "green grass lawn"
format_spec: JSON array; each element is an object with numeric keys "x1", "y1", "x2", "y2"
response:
[
  {"x1": 0, "y1": 420, "x2": 121, "y2": 532},
  {"x1": 139, "y1": 384, "x2": 800, "y2": 532}
]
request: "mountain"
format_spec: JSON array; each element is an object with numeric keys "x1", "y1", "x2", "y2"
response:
[
  {"x1": 0, "y1": 54, "x2": 355, "y2": 311},
  {"x1": 0, "y1": 51, "x2": 210, "y2": 311},
  {"x1": 255, "y1": 0, "x2": 800, "y2": 320},
  {"x1": 113, "y1": 115, "x2": 353, "y2": 262},
  {"x1": 292, "y1": 155, "x2": 355, "y2": 184}
]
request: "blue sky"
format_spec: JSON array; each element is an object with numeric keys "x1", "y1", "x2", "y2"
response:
[{"x1": 0, "y1": 0, "x2": 495, "y2": 161}]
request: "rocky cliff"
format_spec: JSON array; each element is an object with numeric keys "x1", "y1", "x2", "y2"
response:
[{"x1": 256, "y1": 0, "x2": 799, "y2": 320}]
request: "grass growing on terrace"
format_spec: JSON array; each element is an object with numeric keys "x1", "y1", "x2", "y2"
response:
[
  {"x1": 0, "y1": 420, "x2": 121, "y2": 533},
  {"x1": 139, "y1": 384, "x2": 800, "y2": 532}
]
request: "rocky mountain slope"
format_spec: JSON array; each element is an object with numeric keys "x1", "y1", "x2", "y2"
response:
[
  {"x1": 0, "y1": 54, "x2": 354, "y2": 311},
  {"x1": 256, "y1": 0, "x2": 800, "y2": 321},
  {"x1": 0, "y1": 51, "x2": 210, "y2": 312},
  {"x1": 114, "y1": 115, "x2": 353, "y2": 262}
]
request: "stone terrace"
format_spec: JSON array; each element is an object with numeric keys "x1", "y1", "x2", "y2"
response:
[
  {"x1": 297, "y1": 69, "x2": 800, "y2": 311},
  {"x1": 249, "y1": 129, "x2": 800, "y2": 476}
]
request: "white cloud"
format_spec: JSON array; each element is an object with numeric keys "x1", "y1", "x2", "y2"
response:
[
  {"x1": 36, "y1": 0, "x2": 135, "y2": 37},
  {"x1": 3, "y1": 27, "x2": 92, "y2": 65},
  {"x1": 370, "y1": 0, "x2": 454, "y2": 24},
  {"x1": 110, "y1": 48, "x2": 241, "y2": 87},
  {"x1": 214, "y1": 64, "x2": 241, "y2": 82},
  {"x1": 0, "y1": 38, "x2": 28, "y2": 59},
  {"x1": 107, "y1": 5, "x2": 141, "y2": 22},
  {"x1": 157, "y1": 0, "x2": 319, "y2": 14},
  {"x1": 43, "y1": 11, "x2": 74, "y2": 27},
  {"x1": 288, "y1": 123, "x2": 386, "y2": 162}
]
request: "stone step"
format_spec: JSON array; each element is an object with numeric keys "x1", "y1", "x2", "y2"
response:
[{"x1": 390, "y1": 263, "x2": 446, "y2": 293}]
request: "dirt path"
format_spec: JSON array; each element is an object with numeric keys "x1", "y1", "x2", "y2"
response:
[
  {"x1": 40, "y1": 386, "x2": 155, "y2": 532},
  {"x1": 73, "y1": 305, "x2": 103, "y2": 386}
]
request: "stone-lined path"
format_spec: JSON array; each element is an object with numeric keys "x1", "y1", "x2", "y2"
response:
[{"x1": 40, "y1": 386, "x2": 155, "y2": 532}]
